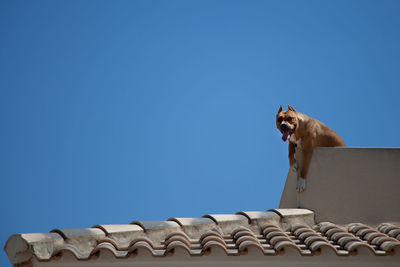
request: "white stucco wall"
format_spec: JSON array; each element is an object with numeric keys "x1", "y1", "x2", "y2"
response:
[{"x1": 280, "y1": 147, "x2": 400, "y2": 224}]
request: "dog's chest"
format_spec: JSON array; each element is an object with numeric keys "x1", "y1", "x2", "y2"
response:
[{"x1": 289, "y1": 135, "x2": 302, "y2": 148}]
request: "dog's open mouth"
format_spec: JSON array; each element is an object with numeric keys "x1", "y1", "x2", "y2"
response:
[{"x1": 281, "y1": 130, "x2": 293, "y2": 142}]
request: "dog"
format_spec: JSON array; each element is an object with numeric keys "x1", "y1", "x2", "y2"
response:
[{"x1": 276, "y1": 105, "x2": 345, "y2": 192}]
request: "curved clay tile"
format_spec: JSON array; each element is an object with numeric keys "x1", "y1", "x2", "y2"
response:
[
  {"x1": 348, "y1": 224, "x2": 380, "y2": 241},
  {"x1": 363, "y1": 232, "x2": 388, "y2": 242},
  {"x1": 380, "y1": 240, "x2": 400, "y2": 253},
  {"x1": 4, "y1": 233, "x2": 64, "y2": 263},
  {"x1": 293, "y1": 227, "x2": 314, "y2": 237},
  {"x1": 202, "y1": 214, "x2": 248, "y2": 224},
  {"x1": 270, "y1": 235, "x2": 293, "y2": 247},
  {"x1": 261, "y1": 225, "x2": 281, "y2": 236},
  {"x1": 92, "y1": 224, "x2": 143, "y2": 235},
  {"x1": 378, "y1": 223, "x2": 400, "y2": 235},
  {"x1": 53, "y1": 244, "x2": 91, "y2": 260},
  {"x1": 167, "y1": 217, "x2": 217, "y2": 240},
  {"x1": 298, "y1": 231, "x2": 319, "y2": 241},
  {"x1": 303, "y1": 235, "x2": 330, "y2": 247},
  {"x1": 265, "y1": 231, "x2": 287, "y2": 241},
  {"x1": 274, "y1": 240, "x2": 303, "y2": 255},
  {"x1": 200, "y1": 235, "x2": 226, "y2": 247},
  {"x1": 128, "y1": 237, "x2": 157, "y2": 249},
  {"x1": 232, "y1": 228, "x2": 256, "y2": 241},
  {"x1": 235, "y1": 211, "x2": 280, "y2": 225},
  {"x1": 308, "y1": 241, "x2": 339, "y2": 255},
  {"x1": 355, "y1": 228, "x2": 376, "y2": 238},
  {"x1": 290, "y1": 224, "x2": 323, "y2": 246},
  {"x1": 164, "y1": 234, "x2": 192, "y2": 248},
  {"x1": 50, "y1": 228, "x2": 106, "y2": 240},
  {"x1": 268, "y1": 209, "x2": 314, "y2": 231},
  {"x1": 168, "y1": 217, "x2": 214, "y2": 227},
  {"x1": 237, "y1": 240, "x2": 264, "y2": 255},
  {"x1": 336, "y1": 236, "x2": 362, "y2": 247},
  {"x1": 388, "y1": 229, "x2": 400, "y2": 238},
  {"x1": 130, "y1": 221, "x2": 180, "y2": 232},
  {"x1": 96, "y1": 237, "x2": 123, "y2": 250},
  {"x1": 128, "y1": 240, "x2": 164, "y2": 257},
  {"x1": 344, "y1": 241, "x2": 377, "y2": 255},
  {"x1": 291, "y1": 223, "x2": 309, "y2": 232},
  {"x1": 202, "y1": 214, "x2": 252, "y2": 236},
  {"x1": 268, "y1": 208, "x2": 313, "y2": 218},
  {"x1": 164, "y1": 231, "x2": 191, "y2": 243},
  {"x1": 91, "y1": 225, "x2": 145, "y2": 250},
  {"x1": 199, "y1": 230, "x2": 224, "y2": 243},
  {"x1": 308, "y1": 239, "x2": 338, "y2": 255},
  {"x1": 50, "y1": 228, "x2": 105, "y2": 255},
  {"x1": 371, "y1": 236, "x2": 399, "y2": 246},
  {"x1": 330, "y1": 232, "x2": 356, "y2": 242},
  {"x1": 235, "y1": 235, "x2": 261, "y2": 247},
  {"x1": 165, "y1": 240, "x2": 193, "y2": 256},
  {"x1": 91, "y1": 242, "x2": 128, "y2": 259},
  {"x1": 231, "y1": 227, "x2": 253, "y2": 236},
  {"x1": 315, "y1": 222, "x2": 338, "y2": 234},
  {"x1": 347, "y1": 223, "x2": 369, "y2": 233},
  {"x1": 325, "y1": 227, "x2": 345, "y2": 239},
  {"x1": 201, "y1": 240, "x2": 231, "y2": 256},
  {"x1": 378, "y1": 224, "x2": 400, "y2": 238}
]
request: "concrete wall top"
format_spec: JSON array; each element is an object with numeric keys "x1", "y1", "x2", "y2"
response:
[{"x1": 279, "y1": 147, "x2": 400, "y2": 225}]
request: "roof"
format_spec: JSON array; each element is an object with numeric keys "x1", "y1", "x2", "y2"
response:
[
  {"x1": 5, "y1": 148, "x2": 400, "y2": 266},
  {"x1": 4, "y1": 209, "x2": 400, "y2": 266}
]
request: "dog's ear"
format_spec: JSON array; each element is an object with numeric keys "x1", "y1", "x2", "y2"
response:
[
  {"x1": 288, "y1": 105, "x2": 296, "y2": 112},
  {"x1": 278, "y1": 105, "x2": 282, "y2": 113}
]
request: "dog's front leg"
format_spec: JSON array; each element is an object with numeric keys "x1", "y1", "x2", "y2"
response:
[
  {"x1": 289, "y1": 142, "x2": 296, "y2": 171},
  {"x1": 297, "y1": 148, "x2": 313, "y2": 193}
]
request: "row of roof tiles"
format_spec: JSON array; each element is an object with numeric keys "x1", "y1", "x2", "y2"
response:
[{"x1": 5, "y1": 209, "x2": 400, "y2": 265}]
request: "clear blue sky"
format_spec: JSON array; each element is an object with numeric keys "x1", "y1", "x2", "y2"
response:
[{"x1": 1, "y1": 0, "x2": 400, "y2": 265}]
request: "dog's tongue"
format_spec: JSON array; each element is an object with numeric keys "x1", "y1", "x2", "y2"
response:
[{"x1": 282, "y1": 130, "x2": 291, "y2": 142}]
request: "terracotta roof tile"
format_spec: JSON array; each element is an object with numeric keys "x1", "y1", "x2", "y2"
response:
[
  {"x1": 131, "y1": 220, "x2": 180, "y2": 231},
  {"x1": 269, "y1": 208, "x2": 314, "y2": 230},
  {"x1": 130, "y1": 220, "x2": 182, "y2": 246},
  {"x1": 4, "y1": 209, "x2": 400, "y2": 266},
  {"x1": 236, "y1": 211, "x2": 281, "y2": 229},
  {"x1": 50, "y1": 228, "x2": 105, "y2": 255},
  {"x1": 5, "y1": 233, "x2": 64, "y2": 264},
  {"x1": 236, "y1": 211, "x2": 279, "y2": 222},
  {"x1": 92, "y1": 242, "x2": 128, "y2": 258},
  {"x1": 167, "y1": 217, "x2": 216, "y2": 239},
  {"x1": 92, "y1": 224, "x2": 143, "y2": 249},
  {"x1": 93, "y1": 224, "x2": 143, "y2": 234},
  {"x1": 202, "y1": 214, "x2": 252, "y2": 235}
]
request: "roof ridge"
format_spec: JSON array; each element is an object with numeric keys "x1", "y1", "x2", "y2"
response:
[{"x1": 5, "y1": 209, "x2": 400, "y2": 266}]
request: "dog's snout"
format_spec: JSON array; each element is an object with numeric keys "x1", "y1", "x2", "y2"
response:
[{"x1": 281, "y1": 123, "x2": 288, "y2": 130}]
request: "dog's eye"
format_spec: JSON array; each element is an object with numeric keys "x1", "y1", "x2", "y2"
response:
[
  {"x1": 278, "y1": 117, "x2": 283, "y2": 122},
  {"x1": 287, "y1": 117, "x2": 293, "y2": 122}
]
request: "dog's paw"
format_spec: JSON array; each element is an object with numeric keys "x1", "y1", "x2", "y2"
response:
[
  {"x1": 296, "y1": 177, "x2": 306, "y2": 193},
  {"x1": 291, "y1": 162, "x2": 299, "y2": 172}
]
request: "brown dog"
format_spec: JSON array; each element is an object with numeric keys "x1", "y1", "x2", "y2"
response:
[{"x1": 276, "y1": 105, "x2": 345, "y2": 192}]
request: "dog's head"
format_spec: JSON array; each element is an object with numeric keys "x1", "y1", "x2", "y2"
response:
[{"x1": 276, "y1": 105, "x2": 298, "y2": 142}]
